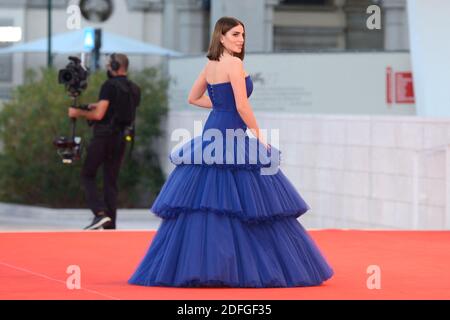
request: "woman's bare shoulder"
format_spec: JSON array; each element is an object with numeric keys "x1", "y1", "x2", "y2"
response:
[
  {"x1": 223, "y1": 55, "x2": 242, "y2": 65},
  {"x1": 225, "y1": 57, "x2": 247, "y2": 76}
]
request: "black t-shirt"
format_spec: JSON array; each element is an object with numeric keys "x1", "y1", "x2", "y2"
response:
[{"x1": 97, "y1": 75, "x2": 141, "y2": 125}]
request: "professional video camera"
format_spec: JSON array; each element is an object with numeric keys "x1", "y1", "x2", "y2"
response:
[
  {"x1": 58, "y1": 56, "x2": 88, "y2": 97},
  {"x1": 54, "y1": 56, "x2": 90, "y2": 164}
]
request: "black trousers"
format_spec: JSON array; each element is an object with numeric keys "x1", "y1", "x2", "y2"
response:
[{"x1": 81, "y1": 129, "x2": 126, "y2": 229}]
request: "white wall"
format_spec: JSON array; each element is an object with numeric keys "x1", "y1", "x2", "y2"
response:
[
  {"x1": 159, "y1": 111, "x2": 450, "y2": 230},
  {"x1": 159, "y1": 53, "x2": 450, "y2": 230},
  {"x1": 169, "y1": 52, "x2": 415, "y2": 115},
  {"x1": 407, "y1": 0, "x2": 450, "y2": 116}
]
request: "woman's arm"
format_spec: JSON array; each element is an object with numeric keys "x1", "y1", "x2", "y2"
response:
[
  {"x1": 187, "y1": 67, "x2": 213, "y2": 109},
  {"x1": 228, "y1": 57, "x2": 269, "y2": 147}
]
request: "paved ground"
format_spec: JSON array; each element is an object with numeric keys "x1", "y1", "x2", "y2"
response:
[{"x1": 0, "y1": 203, "x2": 162, "y2": 231}]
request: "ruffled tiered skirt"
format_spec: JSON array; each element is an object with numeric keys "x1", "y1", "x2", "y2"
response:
[{"x1": 128, "y1": 136, "x2": 333, "y2": 287}]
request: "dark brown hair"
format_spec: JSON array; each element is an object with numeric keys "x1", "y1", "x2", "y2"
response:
[
  {"x1": 206, "y1": 17, "x2": 245, "y2": 61},
  {"x1": 112, "y1": 53, "x2": 129, "y2": 71}
]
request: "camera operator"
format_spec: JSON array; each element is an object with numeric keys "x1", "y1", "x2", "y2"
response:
[{"x1": 68, "y1": 53, "x2": 141, "y2": 230}]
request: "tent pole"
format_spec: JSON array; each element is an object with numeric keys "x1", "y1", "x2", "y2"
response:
[{"x1": 47, "y1": 0, "x2": 52, "y2": 68}]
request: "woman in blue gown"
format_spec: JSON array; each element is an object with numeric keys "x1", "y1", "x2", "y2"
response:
[{"x1": 128, "y1": 16, "x2": 334, "y2": 288}]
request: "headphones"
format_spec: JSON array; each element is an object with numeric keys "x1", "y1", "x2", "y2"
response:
[{"x1": 110, "y1": 53, "x2": 120, "y2": 71}]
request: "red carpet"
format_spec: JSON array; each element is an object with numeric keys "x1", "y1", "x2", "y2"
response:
[{"x1": 0, "y1": 230, "x2": 449, "y2": 300}]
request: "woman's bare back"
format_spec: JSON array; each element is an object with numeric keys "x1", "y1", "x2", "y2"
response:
[{"x1": 204, "y1": 56, "x2": 248, "y2": 85}]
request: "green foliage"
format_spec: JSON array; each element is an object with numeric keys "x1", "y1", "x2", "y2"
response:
[{"x1": 0, "y1": 67, "x2": 168, "y2": 208}]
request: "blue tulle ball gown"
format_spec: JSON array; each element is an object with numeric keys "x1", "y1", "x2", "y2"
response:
[{"x1": 128, "y1": 75, "x2": 334, "y2": 287}]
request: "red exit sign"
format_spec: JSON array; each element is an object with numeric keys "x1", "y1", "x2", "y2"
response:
[{"x1": 386, "y1": 67, "x2": 415, "y2": 104}]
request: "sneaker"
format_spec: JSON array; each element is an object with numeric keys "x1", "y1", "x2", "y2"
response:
[{"x1": 84, "y1": 214, "x2": 112, "y2": 230}]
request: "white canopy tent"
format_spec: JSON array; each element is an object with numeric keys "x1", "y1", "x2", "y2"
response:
[{"x1": 0, "y1": 29, "x2": 183, "y2": 56}]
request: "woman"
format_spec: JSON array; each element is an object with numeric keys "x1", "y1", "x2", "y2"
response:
[{"x1": 128, "y1": 16, "x2": 333, "y2": 287}]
